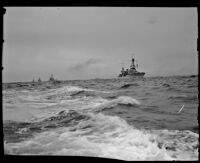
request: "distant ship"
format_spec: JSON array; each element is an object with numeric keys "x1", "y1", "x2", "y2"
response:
[
  {"x1": 49, "y1": 74, "x2": 55, "y2": 82},
  {"x1": 118, "y1": 57, "x2": 145, "y2": 78},
  {"x1": 38, "y1": 77, "x2": 42, "y2": 82},
  {"x1": 48, "y1": 74, "x2": 61, "y2": 84},
  {"x1": 31, "y1": 74, "x2": 62, "y2": 84}
]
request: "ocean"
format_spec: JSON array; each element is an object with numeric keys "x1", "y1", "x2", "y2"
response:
[{"x1": 2, "y1": 75, "x2": 199, "y2": 160}]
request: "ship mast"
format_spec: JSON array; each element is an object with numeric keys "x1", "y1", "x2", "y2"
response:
[{"x1": 130, "y1": 57, "x2": 136, "y2": 69}]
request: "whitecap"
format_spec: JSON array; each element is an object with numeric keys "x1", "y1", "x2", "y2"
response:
[
  {"x1": 5, "y1": 113, "x2": 197, "y2": 160},
  {"x1": 92, "y1": 96, "x2": 140, "y2": 112}
]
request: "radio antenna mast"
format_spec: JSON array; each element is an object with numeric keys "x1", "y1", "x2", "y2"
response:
[{"x1": 130, "y1": 52, "x2": 135, "y2": 59}]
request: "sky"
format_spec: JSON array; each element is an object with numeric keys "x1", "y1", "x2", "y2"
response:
[{"x1": 3, "y1": 7, "x2": 198, "y2": 82}]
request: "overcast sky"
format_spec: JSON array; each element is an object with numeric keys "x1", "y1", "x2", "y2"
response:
[{"x1": 3, "y1": 7, "x2": 198, "y2": 82}]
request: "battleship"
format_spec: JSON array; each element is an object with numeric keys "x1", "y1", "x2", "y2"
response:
[{"x1": 118, "y1": 57, "x2": 145, "y2": 78}]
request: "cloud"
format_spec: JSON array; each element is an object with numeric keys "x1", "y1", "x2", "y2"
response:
[{"x1": 70, "y1": 58, "x2": 102, "y2": 71}]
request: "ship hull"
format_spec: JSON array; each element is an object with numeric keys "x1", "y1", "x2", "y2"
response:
[
  {"x1": 118, "y1": 72, "x2": 145, "y2": 78},
  {"x1": 127, "y1": 72, "x2": 145, "y2": 77}
]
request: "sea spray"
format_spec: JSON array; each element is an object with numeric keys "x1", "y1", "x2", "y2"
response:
[{"x1": 4, "y1": 112, "x2": 198, "y2": 160}]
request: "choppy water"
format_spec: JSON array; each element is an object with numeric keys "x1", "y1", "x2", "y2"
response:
[{"x1": 3, "y1": 76, "x2": 199, "y2": 160}]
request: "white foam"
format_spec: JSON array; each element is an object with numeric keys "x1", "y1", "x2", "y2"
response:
[
  {"x1": 4, "y1": 113, "x2": 198, "y2": 160},
  {"x1": 92, "y1": 96, "x2": 140, "y2": 112},
  {"x1": 114, "y1": 96, "x2": 141, "y2": 105},
  {"x1": 53, "y1": 85, "x2": 94, "y2": 95},
  {"x1": 4, "y1": 92, "x2": 141, "y2": 122}
]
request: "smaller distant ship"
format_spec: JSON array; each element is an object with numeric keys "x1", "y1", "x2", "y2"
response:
[
  {"x1": 31, "y1": 74, "x2": 61, "y2": 84},
  {"x1": 38, "y1": 77, "x2": 42, "y2": 82},
  {"x1": 49, "y1": 74, "x2": 55, "y2": 82},
  {"x1": 118, "y1": 57, "x2": 145, "y2": 78},
  {"x1": 48, "y1": 74, "x2": 61, "y2": 84}
]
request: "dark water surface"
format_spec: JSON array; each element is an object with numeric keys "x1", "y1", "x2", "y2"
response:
[{"x1": 3, "y1": 76, "x2": 199, "y2": 160}]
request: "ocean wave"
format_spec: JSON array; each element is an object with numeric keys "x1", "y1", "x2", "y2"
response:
[
  {"x1": 40, "y1": 85, "x2": 111, "y2": 101},
  {"x1": 155, "y1": 129, "x2": 199, "y2": 160},
  {"x1": 3, "y1": 77, "x2": 198, "y2": 160},
  {"x1": 3, "y1": 110, "x2": 91, "y2": 143},
  {"x1": 93, "y1": 96, "x2": 141, "y2": 112},
  {"x1": 162, "y1": 83, "x2": 171, "y2": 87},
  {"x1": 70, "y1": 90, "x2": 85, "y2": 96},
  {"x1": 4, "y1": 85, "x2": 99, "y2": 107},
  {"x1": 4, "y1": 112, "x2": 198, "y2": 160},
  {"x1": 167, "y1": 94, "x2": 197, "y2": 101},
  {"x1": 40, "y1": 86, "x2": 90, "y2": 99},
  {"x1": 141, "y1": 106, "x2": 177, "y2": 116},
  {"x1": 119, "y1": 83, "x2": 140, "y2": 89}
]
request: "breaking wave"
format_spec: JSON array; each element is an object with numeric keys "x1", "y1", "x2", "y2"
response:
[
  {"x1": 93, "y1": 96, "x2": 140, "y2": 112},
  {"x1": 4, "y1": 111, "x2": 198, "y2": 160}
]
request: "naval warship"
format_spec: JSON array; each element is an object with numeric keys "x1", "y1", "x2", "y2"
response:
[{"x1": 118, "y1": 57, "x2": 145, "y2": 78}]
